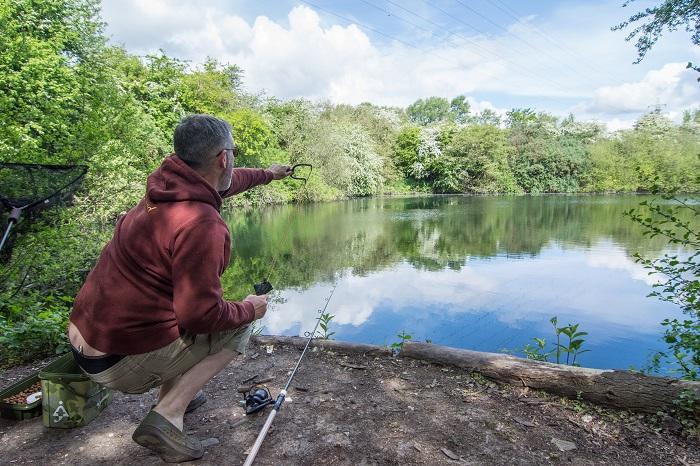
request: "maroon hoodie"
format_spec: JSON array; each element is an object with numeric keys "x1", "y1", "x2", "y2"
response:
[{"x1": 70, "y1": 155, "x2": 274, "y2": 355}]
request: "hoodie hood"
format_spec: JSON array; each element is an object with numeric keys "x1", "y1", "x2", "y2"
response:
[{"x1": 146, "y1": 155, "x2": 223, "y2": 210}]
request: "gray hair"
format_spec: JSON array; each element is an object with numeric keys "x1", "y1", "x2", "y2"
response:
[{"x1": 173, "y1": 114, "x2": 232, "y2": 168}]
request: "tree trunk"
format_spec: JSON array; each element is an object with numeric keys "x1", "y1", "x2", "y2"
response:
[
  {"x1": 401, "y1": 341, "x2": 700, "y2": 413},
  {"x1": 252, "y1": 336, "x2": 391, "y2": 357}
]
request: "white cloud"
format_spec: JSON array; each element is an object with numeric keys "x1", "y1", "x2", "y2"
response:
[
  {"x1": 585, "y1": 248, "x2": 660, "y2": 286},
  {"x1": 261, "y1": 263, "x2": 497, "y2": 335},
  {"x1": 580, "y1": 63, "x2": 700, "y2": 115},
  {"x1": 603, "y1": 117, "x2": 637, "y2": 131},
  {"x1": 100, "y1": 1, "x2": 697, "y2": 125},
  {"x1": 259, "y1": 241, "x2": 680, "y2": 340}
]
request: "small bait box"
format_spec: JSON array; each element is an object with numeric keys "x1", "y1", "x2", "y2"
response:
[{"x1": 0, "y1": 373, "x2": 43, "y2": 420}]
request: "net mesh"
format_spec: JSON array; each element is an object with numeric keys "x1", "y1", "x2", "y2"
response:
[
  {"x1": 0, "y1": 163, "x2": 87, "y2": 211},
  {"x1": 0, "y1": 163, "x2": 87, "y2": 260}
]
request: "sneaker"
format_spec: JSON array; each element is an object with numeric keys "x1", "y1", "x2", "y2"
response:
[{"x1": 132, "y1": 410, "x2": 203, "y2": 463}]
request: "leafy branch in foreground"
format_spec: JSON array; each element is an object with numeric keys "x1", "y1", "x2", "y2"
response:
[
  {"x1": 626, "y1": 193, "x2": 700, "y2": 380},
  {"x1": 612, "y1": 0, "x2": 700, "y2": 73}
]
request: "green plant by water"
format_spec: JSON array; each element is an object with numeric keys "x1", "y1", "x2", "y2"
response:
[
  {"x1": 315, "y1": 312, "x2": 335, "y2": 340},
  {"x1": 391, "y1": 330, "x2": 413, "y2": 350},
  {"x1": 523, "y1": 316, "x2": 590, "y2": 366}
]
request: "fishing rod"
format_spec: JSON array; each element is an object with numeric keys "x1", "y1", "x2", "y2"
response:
[
  {"x1": 242, "y1": 282, "x2": 337, "y2": 466},
  {"x1": 253, "y1": 163, "x2": 313, "y2": 296}
]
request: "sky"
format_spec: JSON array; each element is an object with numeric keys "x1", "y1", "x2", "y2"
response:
[{"x1": 99, "y1": 0, "x2": 700, "y2": 129}]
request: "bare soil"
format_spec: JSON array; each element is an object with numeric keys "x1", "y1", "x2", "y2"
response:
[{"x1": 1, "y1": 340, "x2": 698, "y2": 465}]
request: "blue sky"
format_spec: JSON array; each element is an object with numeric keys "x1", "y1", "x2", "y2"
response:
[{"x1": 100, "y1": 0, "x2": 699, "y2": 129}]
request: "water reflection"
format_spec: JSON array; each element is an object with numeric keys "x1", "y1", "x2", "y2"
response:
[{"x1": 222, "y1": 195, "x2": 694, "y2": 371}]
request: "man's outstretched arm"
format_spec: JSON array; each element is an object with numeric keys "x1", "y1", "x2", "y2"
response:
[{"x1": 221, "y1": 164, "x2": 291, "y2": 198}]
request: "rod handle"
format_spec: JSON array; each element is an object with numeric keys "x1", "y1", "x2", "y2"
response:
[{"x1": 243, "y1": 408, "x2": 278, "y2": 466}]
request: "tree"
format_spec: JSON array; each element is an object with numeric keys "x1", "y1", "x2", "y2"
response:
[
  {"x1": 392, "y1": 126, "x2": 421, "y2": 176},
  {"x1": 406, "y1": 97, "x2": 450, "y2": 125},
  {"x1": 475, "y1": 108, "x2": 502, "y2": 126},
  {"x1": 181, "y1": 59, "x2": 243, "y2": 116},
  {"x1": 0, "y1": 0, "x2": 105, "y2": 163},
  {"x1": 226, "y1": 108, "x2": 273, "y2": 167},
  {"x1": 612, "y1": 0, "x2": 700, "y2": 75},
  {"x1": 444, "y1": 125, "x2": 519, "y2": 193},
  {"x1": 449, "y1": 95, "x2": 472, "y2": 124}
]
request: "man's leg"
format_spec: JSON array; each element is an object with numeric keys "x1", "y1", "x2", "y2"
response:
[
  {"x1": 152, "y1": 348, "x2": 239, "y2": 431},
  {"x1": 157, "y1": 375, "x2": 180, "y2": 403}
]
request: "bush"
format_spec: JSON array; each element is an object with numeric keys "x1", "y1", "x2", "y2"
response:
[{"x1": 0, "y1": 293, "x2": 72, "y2": 366}]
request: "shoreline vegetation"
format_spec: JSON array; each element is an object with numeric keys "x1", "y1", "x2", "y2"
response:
[{"x1": 0, "y1": 0, "x2": 699, "y2": 378}]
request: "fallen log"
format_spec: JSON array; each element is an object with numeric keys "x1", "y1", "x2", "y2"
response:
[
  {"x1": 252, "y1": 335, "x2": 391, "y2": 357},
  {"x1": 401, "y1": 341, "x2": 700, "y2": 413}
]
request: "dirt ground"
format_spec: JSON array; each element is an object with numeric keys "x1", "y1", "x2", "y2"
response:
[{"x1": 1, "y1": 339, "x2": 698, "y2": 466}]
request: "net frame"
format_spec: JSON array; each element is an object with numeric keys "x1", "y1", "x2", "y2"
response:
[{"x1": 0, "y1": 162, "x2": 88, "y2": 255}]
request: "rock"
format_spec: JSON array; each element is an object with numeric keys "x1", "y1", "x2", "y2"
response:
[
  {"x1": 323, "y1": 433, "x2": 351, "y2": 448},
  {"x1": 513, "y1": 417, "x2": 536, "y2": 428},
  {"x1": 581, "y1": 414, "x2": 593, "y2": 423},
  {"x1": 441, "y1": 447, "x2": 459, "y2": 460},
  {"x1": 551, "y1": 438, "x2": 576, "y2": 452},
  {"x1": 201, "y1": 438, "x2": 219, "y2": 448}
]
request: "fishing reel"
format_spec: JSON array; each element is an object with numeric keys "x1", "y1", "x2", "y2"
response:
[
  {"x1": 253, "y1": 280, "x2": 273, "y2": 296},
  {"x1": 244, "y1": 385, "x2": 273, "y2": 415}
]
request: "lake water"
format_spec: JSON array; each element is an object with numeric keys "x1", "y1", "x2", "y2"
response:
[{"x1": 222, "y1": 195, "x2": 692, "y2": 373}]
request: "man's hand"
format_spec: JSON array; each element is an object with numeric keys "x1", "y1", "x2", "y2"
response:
[
  {"x1": 244, "y1": 294, "x2": 268, "y2": 320},
  {"x1": 267, "y1": 164, "x2": 292, "y2": 180}
]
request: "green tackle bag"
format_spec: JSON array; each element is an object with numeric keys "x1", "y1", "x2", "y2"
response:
[{"x1": 39, "y1": 353, "x2": 112, "y2": 428}]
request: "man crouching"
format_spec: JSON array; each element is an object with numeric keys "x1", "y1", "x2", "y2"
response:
[{"x1": 67, "y1": 114, "x2": 291, "y2": 462}]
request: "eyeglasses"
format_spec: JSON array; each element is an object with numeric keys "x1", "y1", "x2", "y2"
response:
[{"x1": 220, "y1": 146, "x2": 238, "y2": 157}]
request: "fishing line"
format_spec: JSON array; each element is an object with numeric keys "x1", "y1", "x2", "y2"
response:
[{"x1": 252, "y1": 164, "x2": 313, "y2": 296}]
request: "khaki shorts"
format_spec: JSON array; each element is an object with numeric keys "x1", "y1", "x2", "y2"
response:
[{"x1": 87, "y1": 325, "x2": 251, "y2": 394}]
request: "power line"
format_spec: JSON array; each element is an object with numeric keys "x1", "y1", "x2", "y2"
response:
[
  {"x1": 488, "y1": 0, "x2": 625, "y2": 83},
  {"x1": 376, "y1": 0, "x2": 576, "y2": 95},
  {"x1": 452, "y1": 0, "x2": 607, "y2": 85},
  {"x1": 408, "y1": 0, "x2": 575, "y2": 93},
  {"x1": 298, "y1": 0, "x2": 464, "y2": 65},
  {"x1": 300, "y1": 0, "x2": 574, "y2": 95}
]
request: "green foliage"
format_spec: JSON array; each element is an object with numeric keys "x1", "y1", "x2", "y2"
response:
[
  {"x1": 612, "y1": 0, "x2": 700, "y2": 71},
  {"x1": 316, "y1": 312, "x2": 335, "y2": 340},
  {"x1": 227, "y1": 108, "x2": 273, "y2": 167},
  {"x1": 407, "y1": 97, "x2": 450, "y2": 126},
  {"x1": 449, "y1": 95, "x2": 472, "y2": 124},
  {"x1": 626, "y1": 194, "x2": 699, "y2": 380},
  {"x1": 523, "y1": 316, "x2": 590, "y2": 366},
  {"x1": 444, "y1": 125, "x2": 520, "y2": 193},
  {"x1": 0, "y1": 0, "x2": 104, "y2": 163},
  {"x1": 391, "y1": 330, "x2": 412, "y2": 350},
  {"x1": 392, "y1": 126, "x2": 421, "y2": 176},
  {"x1": 1, "y1": 0, "x2": 699, "y2": 367},
  {"x1": 671, "y1": 389, "x2": 699, "y2": 430},
  {"x1": 0, "y1": 293, "x2": 72, "y2": 366},
  {"x1": 181, "y1": 59, "x2": 243, "y2": 114},
  {"x1": 523, "y1": 337, "x2": 550, "y2": 361}
]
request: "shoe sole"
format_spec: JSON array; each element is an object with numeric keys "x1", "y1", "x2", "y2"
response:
[{"x1": 133, "y1": 424, "x2": 203, "y2": 463}]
